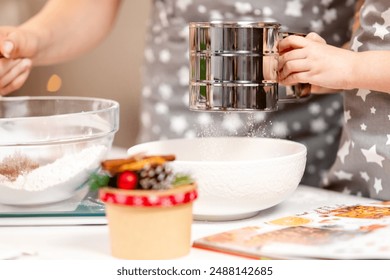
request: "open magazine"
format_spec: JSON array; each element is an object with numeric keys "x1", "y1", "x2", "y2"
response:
[{"x1": 193, "y1": 201, "x2": 390, "y2": 259}]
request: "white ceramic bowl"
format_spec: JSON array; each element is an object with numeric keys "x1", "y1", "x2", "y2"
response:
[
  {"x1": 127, "y1": 137, "x2": 307, "y2": 221},
  {"x1": 0, "y1": 96, "x2": 119, "y2": 205}
]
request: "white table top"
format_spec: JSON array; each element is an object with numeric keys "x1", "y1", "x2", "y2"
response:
[{"x1": 0, "y1": 185, "x2": 375, "y2": 260}]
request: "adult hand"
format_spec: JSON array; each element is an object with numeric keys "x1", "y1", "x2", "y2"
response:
[
  {"x1": 0, "y1": 26, "x2": 37, "y2": 95},
  {"x1": 278, "y1": 32, "x2": 356, "y2": 93},
  {"x1": 0, "y1": 57, "x2": 32, "y2": 95}
]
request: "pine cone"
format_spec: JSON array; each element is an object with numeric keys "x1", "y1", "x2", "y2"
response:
[{"x1": 138, "y1": 163, "x2": 174, "y2": 190}]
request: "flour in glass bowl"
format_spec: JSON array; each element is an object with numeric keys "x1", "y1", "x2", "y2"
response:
[{"x1": 0, "y1": 145, "x2": 107, "y2": 191}]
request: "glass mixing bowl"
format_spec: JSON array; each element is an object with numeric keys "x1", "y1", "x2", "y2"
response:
[{"x1": 0, "y1": 96, "x2": 119, "y2": 205}]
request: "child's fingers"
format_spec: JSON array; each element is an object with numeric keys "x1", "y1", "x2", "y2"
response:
[
  {"x1": 278, "y1": 35, "x2": 308, "y2": 53},
  {"x1": 305, "y1": 32, "x2": 326, "y2": 44},
  {"x1": 278, "y1": 48, "x2": 307, "y2": 71},
  {"x1": 279, "y1": 71, "x2": 309, "y2": 86},
  {"x1": 279, "y1": 59, "x2": 309, "y2": 82}
]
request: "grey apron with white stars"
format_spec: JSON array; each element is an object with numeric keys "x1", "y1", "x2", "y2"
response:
[
  {"x1": 324, "y1": 0, "x2": 390, "y2": 200},
  {"x1": 137, "y1": 0, "x2": 356, "y2": 187}
]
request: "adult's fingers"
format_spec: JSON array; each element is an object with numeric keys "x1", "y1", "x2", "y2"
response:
[
  {"x1": 0, "y1": 58, "x2": 23, "y2": 74},
  {"x1": 0, "y1": 58, "x2": 31, "y2": 95},
  {"x1": 0, "y1": 30, "x2": 37, "y2": 59}
]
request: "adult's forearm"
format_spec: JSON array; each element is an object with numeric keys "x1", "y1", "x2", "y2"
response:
[{"x1": 19, "y1": 0, "x2": 121, "y2": 65}]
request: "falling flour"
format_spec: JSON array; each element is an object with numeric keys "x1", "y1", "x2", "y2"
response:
[
  {"x1": 194, "y1": 112, "x2": 273, "y2": 138},
  {"x1": 0, "y1": 145, "x2": 107, "y2": 191}
]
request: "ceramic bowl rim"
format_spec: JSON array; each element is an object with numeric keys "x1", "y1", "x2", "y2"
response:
[{"x1": 128, "y1": 137, "x2": 307, "y2": 165}]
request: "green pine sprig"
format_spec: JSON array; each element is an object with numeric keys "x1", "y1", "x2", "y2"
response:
[
  {"x1": 88, "y1": 173, "x2": 110, "y2": 190},
  {"x1": 171, "y1": 173, "x2": 194, "y2": 187}
]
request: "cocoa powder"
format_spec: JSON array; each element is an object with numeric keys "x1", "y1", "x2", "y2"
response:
[{"x1": 0, "y1": 153, "x2": 39, "y2": 181}]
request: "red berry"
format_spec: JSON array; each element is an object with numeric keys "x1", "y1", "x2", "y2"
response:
[{"x1": 117, "y1": 171, "x2": 138, "y2": 190}]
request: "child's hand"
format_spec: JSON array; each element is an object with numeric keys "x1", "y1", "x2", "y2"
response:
[{"x1": 278, "y1": 32, "x2": 356, "y2": 92}]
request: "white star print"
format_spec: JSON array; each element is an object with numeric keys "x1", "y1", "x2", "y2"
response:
[
  {"x1": 310, "y1": 118, "x2": 328, "y2": 133},
  {"x1": 325, "y1": 107, "x2": 334, "y2": 116},
  {"x1": 285, "y1": 0, "x2": 303, "y2": 17},
  {"x1": 332, "y1": 34, "x2": 341, "y2": 42},
  {"x1": 321, "y1": 175, "x2": 329, "y2": 186},
  {"x1": 360, "y1": 172, "x2": 370, "y2": 182},
  {"x1": 179, "y1": 26, "x2": 189, "y2": 39},
  {"x1": 332, "y1": 101, "x2": 342, "y2": 110},
  {"x1": 386, "y1": 135, "x2": 390, "y2": 145},
  {"x1": 356, "y1": 89, "x2": 371, "y2": 102},
  {"x1": 360, "y1": 123, "x2": 367, "y2": 131},
  {"x1": 272, "y1": 121, "x2": 289, "y2": 137},
  {"x1": 337, "y1": 140, "x2": 351, "y2": 164},
  {"x1": 351, "y1": 36, "x2": 363, "y2": 52},
  {"x1": 210, "y1": 10, "x2": 223, "y2": 20},
  {"x1": 141, "y1": 111, "x2": 151, "y2": 127},
  {"x1": 316, "y1": 150, "x2": 325, "y2": 159},
  {"x1": 292, "y1": 121, "x2": 302, "y2": 131},
  {"x1": 234, "y1": 2, "x2": 253, "y2": 14},
  {"x1": 373, "y1": 22, "x2": 389, "y2": 40},
  {"x1": 370, "y1": 107, "x2": 376, "y2": 114},
  {"x1": 334, "y1": 170, "x2": 353, "y2": 180},
  {"x1": 337, "y1": 141, "x2": 351, "y2": 163},
  {"x1": 382, "y1": 8, "x2": 390, "y2": 26},
  {"x1": 254, "y1": 9, "x2": 261, "y2": 16},
  {"x1": 308, "y1": 103, "x2": 321, "y2": 115},
  {"x1": 373, "y1": 178, "x2": 383, "y2": 194},
  {"x1": 159, "y1": 49, "x2": 171, "y2": 63},
  {"x1": 197, "y1": 5, "x2": 206, "y2": 14},
  {"x1": 372, "y1": 7, "x2": 390, "y2": 39},
  {"x1": 361, "y1": 145, "x2": 385, "y2": 167},
  {"x1": 342, "y1": 187, "x2": 352, "y2": 195},
  {"x1": 170, "y1": 116, "x2": 188, "y2": 134},
  {"x1": 361, "y1": 4, "x2": 377, "y2": 18},
  {"x1": 177, "y1": 66, "x2": 189, "y2": 86},
  {"x1": 158, "y1": 84, "x2": 173, "y2": 100},
  {"x1": 323, "y1": 9, "x2": 337, "y2": 24},
  {"x1": 176, "y1": 0, "x2": 192, "y2": 11},
  {"x1": 310, "y1": 20, "x2": 324, "y2": 33},
  {"x1": 321, "y1": 0, "x2": 333, "y2": 6},
  {"x1": 307, "y1": 165, "x2": 316, "y2": 174},
  {"x1": 182, "y1": 90, "x2": 189, "y2": 105},
  {"x1": 155, "y1": 102, "x2": 169, "y2": 114},
  {"x1": 326, "y1": 134, "x2": 335, "y2": 144},
  {"x1": 263, "y1": 7, "x2": 273, "y2": 17},
  {"x1": 344, "y1": 110, "x2": 351, "y2": 122}
]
